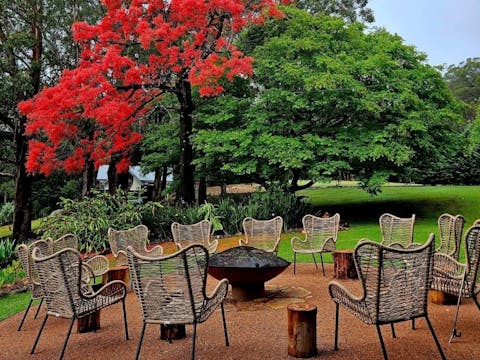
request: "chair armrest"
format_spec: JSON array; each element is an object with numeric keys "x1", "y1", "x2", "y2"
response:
[
  {"x1": 115, "y1": 251, "x2": 128, "y2": 266},
  {"x1": 206, "y1": 278, "x2": 229, "y2": 302},
  {"x1": 85, "y1": 255, "x2": 109, "y2": 277},
  {"x1": 84, "y1": 280, "x2": 127, "y2": 300},
  {"x1": 329, "y1": 281, "x2": 370, "y2": 322},
  {"x1": 433, "y1": 253, "x2": 466, "y2": 279},
  {"x1": 291, "y1": 236, "x2": 306, "y2": 250},
  {"x1": 239, "y1": 238, "x2": 247, "y2": 246},
  {"x1": 207, "y1": 238, "x2": 219, "y2": 253},
  {"x1": 144, "y1": 244, "x2": 164, "y2": 257},
  {"x1": 320, "y1": 237, "x2": 336, "y2": 252}
]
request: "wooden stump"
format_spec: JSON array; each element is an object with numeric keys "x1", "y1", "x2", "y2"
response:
[
  {"x1": 287, "y1": 303, "x2": 317, "y2": 358},
  {"x1": 77, "y1": 311, "x2": 101, "y2": 333},
  {"x1": 429, "y1": 290, "x2": 458, "y2": 305},
  {"x1": 333, "y1": 250, "x2": 358, "y2": 279},
  {"x1": 160, "y1": 324, "x2": 186, "y2": 341},
  {"x1": 103, "y1": 265, "x2": 130, "y2": 290}
]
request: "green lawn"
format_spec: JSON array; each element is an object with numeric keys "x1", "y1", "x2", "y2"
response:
[
  {"x1": 277, "y1": 185, "x2": 480, "y2": 263},
  {"x1": 0, "y1": 292, "x2": 33, "y2": 321}
]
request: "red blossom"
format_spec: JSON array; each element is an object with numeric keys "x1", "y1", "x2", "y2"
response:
[{"x1": 19, "y1": 0, "x2": 285, "y2": 176}]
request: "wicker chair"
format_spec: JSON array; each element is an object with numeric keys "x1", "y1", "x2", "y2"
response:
[
  {"x1": 126, "y1": 244, "x2": 229, "y2": 360},
  {"x1": 171, "y1": 220, "x2": 218, "y2": 253},
  {"x1": 431, "y1": 224, "x2": 480, "y2": 342},
  {"x1": 329, "y1": 235, "x2": 445, "y2": 360},
  {"x1": 108, "y1": 225, "x2": 163, "y2": 266},
  {"x1": 239, "y1": 216, "x2": 283, "y2": 253},
  {"x1": 291, "y1": 213, "x2": 340, "y2": 275},
  {"x1": 16, "y1": 239, "x2": 52, "y2": 331},
  {"x1": 379, "y1": 213, "x2": 415, "y2": 247},
  {"x1": 51, "y1": 233, "x2": 109, "y2": 282},
  {"x1": 437, "y1": 213, "x2": 465, "y2": 259},
  {"x1": 30, "y1": 247, "x2": 129, "y2": 360}
]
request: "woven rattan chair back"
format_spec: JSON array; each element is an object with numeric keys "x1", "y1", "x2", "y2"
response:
[
  {"x1": 16, "y1": 239, "x2": 52, "y2": 331},
  {"x1": 126, "y1": 244, "x2": 229, "y2": 360},
  {"x1": 32, "y1": 247, "x2": 85, "y2": 319},
  {"x1": 241, "y1": 216, "x2": 283, "y2": 252},
  {"x1": 437, "y1": 214, "x2": 465, "y2": 259},
  {"x1": 356, "y1": 235, "x2": 434, "y2": 324},
  {"x1": 51, "y1": 233, "x2": 78, "y2": 253},
  {"x1": 171, "y1": 220, "x2": 217, "y2": 253},
  {"x1": 303, "y1": 213, "x2": 340, "y2": 249},
  {"x1": 379, "y1": 213, "x2": 415, "y2": 246},
  {"x1": 463, "y1": 225, "x2": 480, "y2": 291},
  {"x1": 108, "y1": 225, "x2": 164, "y2": 266}
]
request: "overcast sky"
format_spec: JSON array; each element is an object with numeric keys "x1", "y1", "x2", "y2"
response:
[{"x1": 368, "y1": 0, "x2": 480, "y2": 67}]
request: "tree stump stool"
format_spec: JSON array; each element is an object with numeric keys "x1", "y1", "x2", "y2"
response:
[
  {"x1": 77, "y1": 284, "x2": 102, "y2": 333},
  {"x1": 103, "y1": 265, "x2": 130, "y2": 290},
  {"x1": 287, "y1": 303, "x2": 317, "y2": 358},
  {"x1": 333, "y1": 250, "x2": 358, "y2": 279},
  {"x1": 160, "y1": 324, "x2": 186, "y2": 341},
  {"x1": 77, "y1": 312, "x2": 101, "y2": 333},
  {"x1": 429, "y1": 290, "x2": 458, "y2": 305}
]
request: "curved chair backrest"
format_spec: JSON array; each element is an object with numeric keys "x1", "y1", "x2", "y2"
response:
[
  {"x1": 379, "y1": 213, "x2": 415, "y2": 246},
  {"x1": 355, "y1": 234, "x2": 434, "y2": 323},
  {"x1": 463, "y1": 225, "x2": 480, "y2": 291},
  {"x1": 32, "y1": 247, "x2": 84, "y2": 318},
  {"x1": 437, "y1": 214, "x2": 465, "y2": 259},
  {"x1": 126, "y1": 244, "x2": 208, "y2": 324},
  {"x1": 51, "y1": 233, "x2": 78, "y2": 253},
  {"x1": 108, "y1": 225, "x2": 149, "y2": 257},
  {"x1": 303, "y1": 213, "x2": 340, "y2": 248},
  {"x1": 171, "y1": 220, "x2": 212, "y2": 249},
  {"x1": 242, "y1": 216, "x2": 283, "y2": 252},
  {"x1": 17, "y1": 239, "x2": 52, "y2": 297}
]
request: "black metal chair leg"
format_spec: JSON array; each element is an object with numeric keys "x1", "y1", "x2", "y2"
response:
[
  {"x1": 390, "y1": 323, "x2": 396, "y2": 338},
  {"x1": 293, "y1": 252, "x2": 297, "y2": 274},
  {"x1": 34, "y1": 298, "x2": 44, "y2": 319},
  {"x1": 334, "y1": 303, "x2": 339, "y2": 351},
  {"x1": 59, "y1": 317, "x2": 75, "y2": 360},
  {"x1": 169, "y1": 325, "x2": 173, "y2": 343},
  {"x1": 312, "y1": 253, "x2": 318, "y2": 270},
  {"x1": 191, "y1": 323, "x2": 197, "y2": 360},
  {"x1": 411, "y1": 318, "x2": 416, "y2": 330},
  {"x1": 473, "y1": 294, "x2": 480, "y2": 311},
  {"x1": 18, "y1": 298, "x2": 33, "y2": 331},
  {"x1": 425, "y1": 316, "x2": 446, "y2": 360},
  {"x1": 135, "y1": 322, "x2": 147, "y2": 360},
  {"x1": 122, "y1": 299, "x2": 129, "y2": 340},
  {"x1": 31, "y1": 314, "x2": 49, "y2": 354},
  {"x1": 376, "y1": 324, "x2": 389, "y2": 360},
  {"x1": 221, "y1": 302, "x2": 229, "y2": 346},
  {"x1": 319, "y1": 253, "x2": 325, "y2": 276}
]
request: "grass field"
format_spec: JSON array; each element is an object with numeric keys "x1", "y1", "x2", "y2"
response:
[{"x1": 277, "y1": 185, "x2": 480, "y2": 263}]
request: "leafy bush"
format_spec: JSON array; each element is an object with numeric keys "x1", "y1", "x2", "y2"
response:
[
  {"x1": 0, "y1": 202, "x2": 14, "y2": 226},
  {"x1": 142, "y1": 187, "x2": 312, "y2": 239},
  {"x1": 0, "y1": 238, "x2": 16, "y2": 268},
  {"x1": 0, "y1": 260, "x2": 24, "y2": 288},
  {"x1": 40, "y1": 190, "x2": 157, "y2": 253}
]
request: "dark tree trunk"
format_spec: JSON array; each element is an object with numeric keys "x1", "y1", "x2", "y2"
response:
[
  {"x1": 289, "y1": 170, "x2": 314, "y2": 193},
  {"x1": 118, "y1": 171, "x2": 130, "y2": 190},
  {"x1": 176, "y1": 78, "x2": 195, "y2": 204},
  {"x1": 12, "y1": 2, "x2": 43, "y2": 243},
  {"x1": 107, "y1": 158, "x2": 118, "y2": 195},
  {"x1": 152, "y1": 169, "x2": 162, "y2": 202},
  {"x1": 198, "y1": 176, "x2": 207, "y2": 205},
  {"x1": 82, "y1": 160, "x2": 95, "y2": 197},
  {"x1": 13, "y1": 126, "x2": 33, "y2": 243}
]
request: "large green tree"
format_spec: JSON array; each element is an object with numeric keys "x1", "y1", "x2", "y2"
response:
[
  {"x1": 297, "y1": 0, "x2": 374, "y2": 22},
  {"x1": 194, "y1": 7, "x2": 464, "y2": 193}
]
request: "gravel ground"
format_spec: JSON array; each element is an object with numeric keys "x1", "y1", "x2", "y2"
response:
[{"x1": 1, "y1": 263, "x2": 479, "y2": 360}]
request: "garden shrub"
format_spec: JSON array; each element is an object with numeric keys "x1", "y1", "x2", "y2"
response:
[
  {"x1": 40, "y1": 190, "x2": 158, "y2": 254},
  {"x1": 0, "y1": 202, "x2": 14, "y2": 226},
  {"x1": 0, "y1": 260, "x2": 24, "y2": 288},
  {"x1": 0, "y1": 238, "x2": 16, "y2": 268}
]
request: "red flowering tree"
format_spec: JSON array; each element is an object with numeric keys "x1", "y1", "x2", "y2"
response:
[{"x1": 19, "y1": 0, "x2": 287, "y2": 203}]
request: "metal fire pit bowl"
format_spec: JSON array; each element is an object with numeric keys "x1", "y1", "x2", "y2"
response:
[{"x1": 208, "y1": 246, "x2": 290, "y2": 301}]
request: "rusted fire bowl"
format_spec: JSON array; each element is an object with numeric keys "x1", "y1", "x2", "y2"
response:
[{"x1": 208, "y1": 246, "x2": 290, "y2": 301}]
